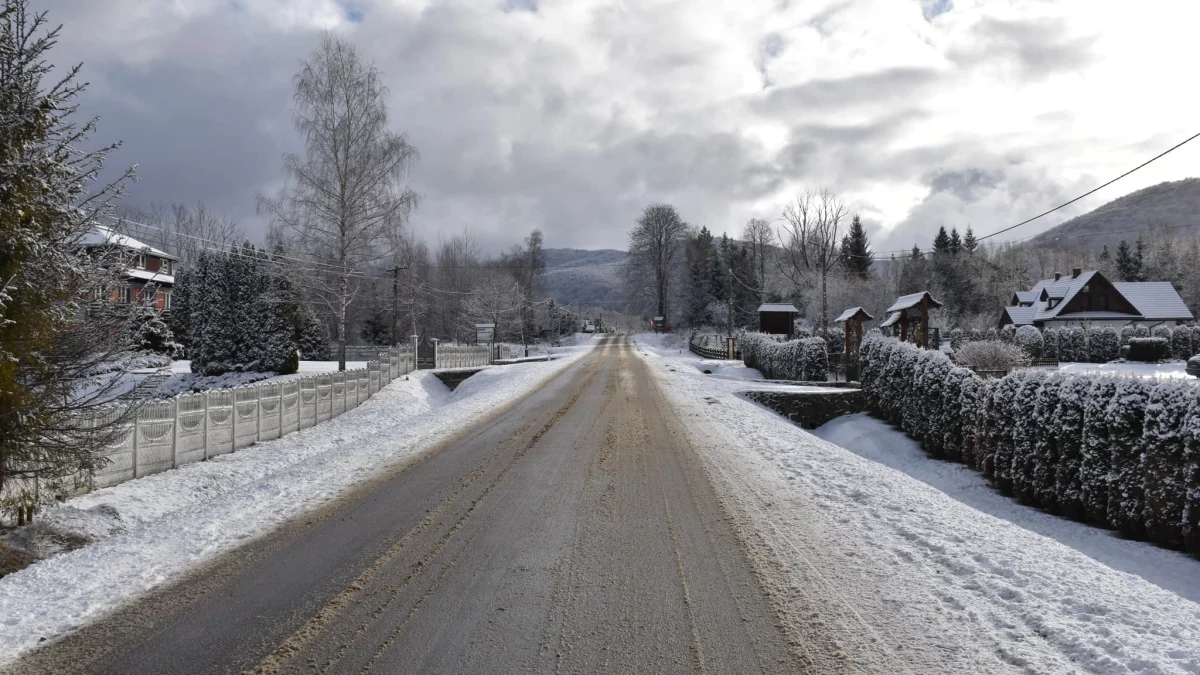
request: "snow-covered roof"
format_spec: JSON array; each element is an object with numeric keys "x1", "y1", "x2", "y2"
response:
[
  {"x1": 1001, "y1": 306, "x2": 1037, "y2": 326},
  {"x1": 1013, "y1": 291, "x2": 1038, "y2": 305},
  {"x1": 1031, "y1": 271, "x2": 1097, "y2": 321},
  {"x1": 886, "y1": 291, "x2": 943, "y2": 313},
  {"x1": 124, "y1": 268, "x2": 175, "y2": 285},
  {"x1": 834, "y1": 306, "x2": 874, "y2": 323},
  {"x1": 82, "y1": 225, "x2": 177, "y2": 260},
  {"x1": 879, "y1": 312, "x2": 901, "y2": 327},
  {"x1": 1113, "y1": 282, "x2": 1195, "y2": 321},
  {"x1": 757, "y1": 303, "x2": 799, "y2": 313}
]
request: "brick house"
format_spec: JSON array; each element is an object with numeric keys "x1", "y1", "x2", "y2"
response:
[{"x1": 83, "y1": 225, "x2": 178, "y2": 310}]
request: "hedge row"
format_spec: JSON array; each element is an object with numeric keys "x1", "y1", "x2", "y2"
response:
[
  {"x1": 739, "y1": 331, "x2": 829, "y2": 381},
  {"x1": 861, "y1": 335, "x2": 1200, "y2": 554},
  {"x1": 952, "y1": 324, "x2": 1198, "y2": 362}
]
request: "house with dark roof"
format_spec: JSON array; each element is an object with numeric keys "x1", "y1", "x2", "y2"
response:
[{"x1": 998, "y1": 268, "x2": 1193, "y2": 330}]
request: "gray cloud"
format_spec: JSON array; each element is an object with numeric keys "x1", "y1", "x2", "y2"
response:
[{"x1": 947, "y1": 16, "x2": 1097, "y2": 78}]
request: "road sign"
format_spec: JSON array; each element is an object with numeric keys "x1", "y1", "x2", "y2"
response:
[{"x1": 475, "y1": 323, "x2": 495, "y2": 343}]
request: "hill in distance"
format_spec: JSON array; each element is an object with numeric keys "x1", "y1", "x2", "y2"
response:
[
  {"x1": 1031, "y1": 177, "x2": 1200, "y2": 251},
  {"x1": 541, "y1": 248, "x2": 628, "y2": 311}
]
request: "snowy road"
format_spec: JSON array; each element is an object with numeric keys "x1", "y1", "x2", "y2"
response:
[{"x1": 9, "y1": 335, "x2": 798, "y2": 674}]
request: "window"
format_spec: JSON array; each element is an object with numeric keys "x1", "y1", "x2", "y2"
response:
[
  {"x1": 162, "y1": 259, "x2": 171, "y2": 275},
  {"x1": 164, "y1": 290, "x2": 172, "y2": 309},
  {"x1": 119, "y1": 286, "x2": 131, "y2": 304},
  {"x1": 136, "y1": 253, "x2": 146, "y2": 269}
]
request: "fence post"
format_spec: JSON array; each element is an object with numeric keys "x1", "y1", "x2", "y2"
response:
[
  {"x1": 255, "y1": 385, "x2": 262, "y2": 443},
  {"x1": 278, "y1": 385, "x2": 284, "y2": 434},
  {"x1": 203, "y1": 391, "x2": 209, "y2": 461},
  {"x1": 231, "y1": 390, "x2": 237, "y2": 454},
  {"x1": 171, "y1": 398, "x2": 179, "y2": 469},
  {"x1": 132, "y1": 409, "x2": 140, "y2": 479}
]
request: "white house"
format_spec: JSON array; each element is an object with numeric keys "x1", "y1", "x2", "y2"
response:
[{"x1": 998, "y1": 268, "x2": 1193, "y2": 330}]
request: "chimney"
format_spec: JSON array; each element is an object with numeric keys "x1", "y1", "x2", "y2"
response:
[
  {"x1": 1053, "y1": 272, "x2": 1062, "y2": 281},
  {"x1": 1072, "y1": 267, "x2": 1082, "y2": 278}
]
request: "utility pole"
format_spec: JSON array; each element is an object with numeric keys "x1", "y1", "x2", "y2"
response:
[{"x1": 391, "y1": 265, "x2": 400, "y2": 346}]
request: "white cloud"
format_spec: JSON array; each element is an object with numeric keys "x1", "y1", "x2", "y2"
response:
[{"x1": 41, "y1": 0, "x2": 1200, "y2": 253}]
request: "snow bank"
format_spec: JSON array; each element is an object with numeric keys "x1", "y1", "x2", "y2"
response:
[
  {"x1": 0, "y1": 346, "x2": 594, "y2": 668},
  {"x1": 636, "y1": 336, "x2": 1200, "y2": 674}
]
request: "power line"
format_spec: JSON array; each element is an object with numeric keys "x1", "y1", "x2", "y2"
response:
[{"x1": 976, "y1": 130, "x2": 1200, "y2": 242}]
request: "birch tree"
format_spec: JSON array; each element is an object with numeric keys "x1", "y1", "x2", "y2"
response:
[{"x1": 259, "y1": 34, "x2": 419, "y2": 370}]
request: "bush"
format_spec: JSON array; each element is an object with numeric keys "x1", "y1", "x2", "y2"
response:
[
  {"x1": 1011, "y1": 371, "x2": 1048, "y2": 504},
  {"x1": 953, "y1": 340, "x2": 1029, "y2": 372},
  {"x1": 1106, "y1": 378, "x2": 1151, "y2": 538},
  {"x1": 1028, "y1": 374, "x2": 1063, "y2": 508},
  {"x1": 738, "y1": 331, "x2": 827, "y2": 381},
  {"x1": 1059, "y1": 327, "x2": 1086, "y2": 362},
  {"x1": 1053, "y1": 377, "x2": 1090, "y2": 520},
  {"x1": 1142, "y1": 383, "x2": 1193, "y2": 549},
  {"x1": 1120, "y1": 325, "x2": 1135, "y2": 347},
  {"x1": 988, "y1": 373, "x2": 1023, "y2": 491},
  {"x1": 1134, "y1": 324, "x2": 1150, "y2": 339},
  {"x1": 1087, "y1": 326, "x2": 1120, "y2": 363},
  {"x1": 949, "y1": 328, "x2": 964, "y2": 352},
  {"x1": 1128, "y1": 337, "x2": 1170, "y2": 362},
  {"x1": 1172, "y1": 326, "x2": 1193, "y2": 360},
  {"x1": 1014, "y1": 325, "x2": 1043, "y2": 358},
  {"x1": 1081, "y1": 378, "x2": 1120, "y2": 524},
  {"x1": 1192, "y1": 325, "x2": 1200, "y2": 357},
  {"x1": 1153, "y1": 325, "x2": 1174, "y2": 358},
  {"x1": 999, "y1": 325, "x2": 1016, "y2": 343},
  {"x1": 1184, "y1": 404, "x2": 1200, "y2": 554},
  {"x1": 1042, "y1": 328, "x2": 1059, "y2": 360}
]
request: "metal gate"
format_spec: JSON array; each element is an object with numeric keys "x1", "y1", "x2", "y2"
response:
[{"x1": 416, "y1": 337, "x2": 437, "y2": 369}]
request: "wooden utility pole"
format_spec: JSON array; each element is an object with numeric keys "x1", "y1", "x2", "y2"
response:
[{"x1": 391, "y1": 265, "x2": 400, "y2": 345}]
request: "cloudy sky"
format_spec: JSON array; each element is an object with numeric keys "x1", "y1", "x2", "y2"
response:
[{"x1": 44, "y1": 0, "x2": 1200, "y2": 254}]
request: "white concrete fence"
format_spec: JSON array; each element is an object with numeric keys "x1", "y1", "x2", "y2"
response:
[{"x1": 87, "y1": 346, "x2": 415, "y2": 492}]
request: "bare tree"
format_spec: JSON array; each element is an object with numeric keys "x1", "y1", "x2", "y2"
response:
[
  {"x1": 114, "y1": 202, "x2": 242, "y2": 268},
  {"x1": 624, "y1": 204, "x2": 688, "y2": 322},
  {"x1": 742, "y1": 217, "x2": 773, "y2": 303},
  {"x1": 258, "y1": 34, "x2": 419, "y2": 370},
  {"x1": 777, "y1": 189, "x2": 846, "y2": 336}
]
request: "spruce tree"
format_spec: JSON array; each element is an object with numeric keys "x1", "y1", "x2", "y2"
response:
[
  {"x1": 1053, "y1": 377, "x2": 1089, "y2": 520},
  {"x1": 962, "y1": 226, "x2": 978, "y2": 254},
  {"x1": 1142, "y1": 382, "x2": 1191, "y2": 549},
  {"x1": 949, "y1": 228, "x2": 962, "y2": 255},
  {"x1": 1081, "y1": 377, "x2": 1120, "y2": 524},
  {"x1": 1115, "y1": 240, "x2": 1139, "y2": 281},
  {"x1": 1031, "y1": 374, "x2": 1064, "y2": 510},
  {"x1": 932, "y1": 226, "x2": 951, "y2": 254},
  {"x1": 838, "y1": 214, "x2": 873, "y2": 280},
  {"x1": 1010, "y1": 371, "x2": 1047, "y2": 503},
  {"x1": 1106, "y1": 378, "x2": 1150, "y2": 537}
]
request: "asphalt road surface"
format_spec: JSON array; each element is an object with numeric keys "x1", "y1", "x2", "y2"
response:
[{"x1": 12, "y1": 335, "x2": 801, "y2": 674}]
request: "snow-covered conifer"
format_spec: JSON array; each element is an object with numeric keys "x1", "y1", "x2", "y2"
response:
[
  {"x1": 1088, "y1": 326, "x2": 1120, "y2": 363},
  {"x1": 1042, "y1": 328, "x2": 1059, "y2": 361},
  {"x1": 1171, "y1": 326, "x2": 1193, "y2": 360},
  {"x1": 1153, "y1": 325, "x2": 1173, "y2": 358},
  {"x1": 1081, "y1": 377, "x2": 1120, "y2": 524},
  {"x1": 1134, "y1": 325, "x2": 1150, "y2": 339},
  {"x1": 941, "y1": 366, "x2": 971, "y2": 463},
  {"x1": 1106, "y1": 378, "x2": 1151, "y2": 537},
  {"x1": 987, "y1": 372, "x2": 1022, "y2": 490},
  {"x1": 1141, "y1": 382, "x2": 1193, "y2": 549},
  {"x1": 1120, "y1": 325, "x2": 1135, "y2": 347},
  {"x1": 1010, "y1": 370, "x2": 1047, "y2": 503},
  {"x1": 1014, "y1": 325, "x2": 1043, "y2": 358},
  {"x1": 1180, "y1": 396, "x2": 1200, "y2": 554},
  {"x1": 1053, "y1": 376, "x2": 1090, "y2": 521},
  {"x1": 1027, "y1": 373, "x2": 1064, "y2": 509},
  {"x1": 1000, "y1": 325, "x2": 1016, "y2": 343}
]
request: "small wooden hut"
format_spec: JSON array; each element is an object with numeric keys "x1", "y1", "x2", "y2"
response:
[
  {"x1": 883, "y1": 291, "x2": 943, "y2": 348},
  {"x1": 757, "y1": 303, "x2": 800, "y2": 338}
]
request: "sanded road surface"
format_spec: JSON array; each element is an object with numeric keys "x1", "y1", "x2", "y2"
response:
[{"x1": 11, "y1": 335, "x2": 800, "y2": 674}]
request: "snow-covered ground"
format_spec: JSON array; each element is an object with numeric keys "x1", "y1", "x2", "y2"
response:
[
  {"x1": 634, "y1": 334, "x2": 1200, "y2": 674},
  {"x1": 0, "y1": 338, "x2": 599, "y2": 668},
  {"x1": 1059, "y1": 361, "x2": 1191, "y2": 380}
]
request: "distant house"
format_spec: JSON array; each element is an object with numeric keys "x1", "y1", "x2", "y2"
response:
[
  {"x1": 83, "y1": 226, "x2": 178, "y2": 311},
  {"x1": 998, "y1": 268, "x2": 1193, "y2": 330}
]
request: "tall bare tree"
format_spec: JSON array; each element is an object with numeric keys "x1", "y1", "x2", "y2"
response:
[
  {"x1": 625, "y1": 204, "x2": 688, "y2": 322},
  {"x1": 777, "y1": 189, "x2": 846, "y2": 336},
  {"x1": 742, "y1": 217, "x2": 773, "y2": 303},
  {"x1": 259, "y1": 34, "x2": 419, "y2": 370}
]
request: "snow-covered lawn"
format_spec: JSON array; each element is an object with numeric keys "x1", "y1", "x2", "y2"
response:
[
  {"x1": 0, "y1": 339, "x2": 598, "y2": 668},
  {"x1": 1058, "y1": 360, "x2": 1191, "y2": 380},
  {"x1": 634, "y1": 334, "x2": 1200, "y2": 674}
]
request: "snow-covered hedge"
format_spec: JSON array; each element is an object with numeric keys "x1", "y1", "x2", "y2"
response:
[
  {"x1": 1059, "y1": 327, "x2": 1086, "y2": 362},
  {"x1": 1171, "y1": 326, "x2": 1193, "y2": 360},
  {"x1": 1013, "y1": 325, "x2": 1043, "y2": 357},
  {"x1": 860, "y1": 335, "x2": 1200, "y2": 554},
  {"x1": 1087, "y1": 326, "x2": 1120, "y2": 363},
  {"x1": 1041, "y1": 328, "x2": 1059, "y2": 360},
  {"x1": 1153, "y1": 325, "x2": 1174, "y2": 357},
  {"x1": 738, "y1": 331, "x2": 828, "y2": 381},
  {"x1": 1128, "y1": 337, "x2": 1169, "y2": 362},
  {"x1": 952, "y1": 340, "x2": 1028, "y2": 371}
]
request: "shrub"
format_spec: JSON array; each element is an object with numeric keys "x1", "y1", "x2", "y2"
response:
[
  {"x1": 953, "y1": 340, "x2": 1029, "y2": 372},
  {"x1": 1184, "y1": 407, "x2": 1200, "y2": 554},
  {"x1": 1088, "y1": 326, "x2": 1120, "y2": 363},
  {"x1": 1171, "y1": 326, "x2": 1193, "y2": 360},
  {"x1": 949, "y1": 328, "x2": 964, "y2": 351},
  {"x1": 941, "y1": 367, "x2": 972, "y2": 463},
  {"x1": 988, "y1": 372, "x2": 1023, "y2": 492},
  {"x1": 1192, "y1": 325, "x2": 1200, "y2": 357},
  {"x1": 1054, "y1": 376, "x2": 1090, "y2": 520},
  {"x1": 1013, "y1": 325, "x2": 1043, "y2": 358},
  {"x1": 1134, "y1": 324, "x2": 1150, "y2": 339},
  {"x1": 1128, "y1": 337, "x2": 1170, "y2": 362},
  {"x1": 1141, "y1": 383, "x2": 1192, "y2": 549},
  {"x1": 1042, "y1": 328, "x2": 1059, "y2": 361},
  {"x1": 986, "y1": 327, "x2": 999, "y2": 341},
  {"x1": 1000, "y1": 325, "x2": 1016, "y2": 343},
  {"x1": 1059, "y1": 327, "x2": 1086, "y2": 362},
  {"x1": 1029, "y1": 374, "x2": 1064, "y2": 509},
  {"x1": 1081, "y1": 378, "x2": 1120, "y2": 524},
  {"x1": 1106, "y1": 378, "x2": 1151, "y2": 538},
  {"x1": 1011, "y1": 371, "x2": 1049, "y2": 504},
  {"x1": 738, "y1": 332, "x2": 827, "y2": 381},
  {"x1": 1120, "y1": 325, "x2": 1136, "y2": 347},
  {"x1": 1153, "y1": 325, "x2": 1174, "y2": 358}
]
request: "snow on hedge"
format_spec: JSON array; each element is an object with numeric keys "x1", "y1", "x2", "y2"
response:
[
  {"x1": 737, "y1": 331, "x2": 828, "y2": 381},
  {"x1": 861, "y1": 335, "x2": 1200, "y2": 554}
]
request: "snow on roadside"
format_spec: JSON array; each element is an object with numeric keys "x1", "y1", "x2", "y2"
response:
[
  {"x1": 0, "y1": 343, "x2": 596, "y2": 668},
  {"x1": 633, "y1": 334, "x2": 1200, "y2": 675},
  {"x1": 1058, "y1": 361, "x2": 1190, "y2": 380},
  {"x1": 813, "y1": 412, "x2": 1200, "y2": 605}
]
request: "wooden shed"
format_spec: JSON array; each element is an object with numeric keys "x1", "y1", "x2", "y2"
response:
[
  {"x1": 884, "y1": 291, "x2": 943, "y2": 348},
  {"x1": 758, "y1": 303, "x2": 800, "y2": 338}
]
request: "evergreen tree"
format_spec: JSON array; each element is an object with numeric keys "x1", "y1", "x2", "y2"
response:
[
  {"x1": 932, "y1": 226, "x2": 951, "y2": 254},
  {"x1": 1134, "y1": 236, "x2": 1147, "y2": 281},
  {"x1": 962, "y1": 226, "x2": 978, "y2": 254},
  {"x1": 1106, "y1": 378, "x2": 1150, "y2": 537},
  {"x1": 949, "y1": 228, "x2": 962, "y2": 255},
  {"x1": 169, "y1": 267, "x2": 193, "y2": 355},
  {"x1": 1081, "y1": 378, "x2": 1120, "y2": 524},
  {"x1": 1141, "y1": 382, "x2": 1191, "y2": 549},
  {"x1": 683, "y1": 258, "x2": 711, "y2": 327},
  {"x1": 838, "y1": 214, "x2": 873, "y2": 280},
  {"x1": 1115, "y1": 239, "x2": 1140, "y2": 281},
  {"x1": 1098, "y1": 245, "x2": 1111, "y2": 263},
  {"x1": 295, "y1": 306, "x2": 331, "y2": 360},
  {"x1": 729, "y1": 246, "x2": 759, "y2": 327},
  {"x1": 1053, "y1": 376, "x2": 1089, "y2": 520}
]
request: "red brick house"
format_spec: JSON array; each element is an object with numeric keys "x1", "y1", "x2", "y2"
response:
[{"x1": 83, "y1": 225, "x2": 178, "y2": 310}]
